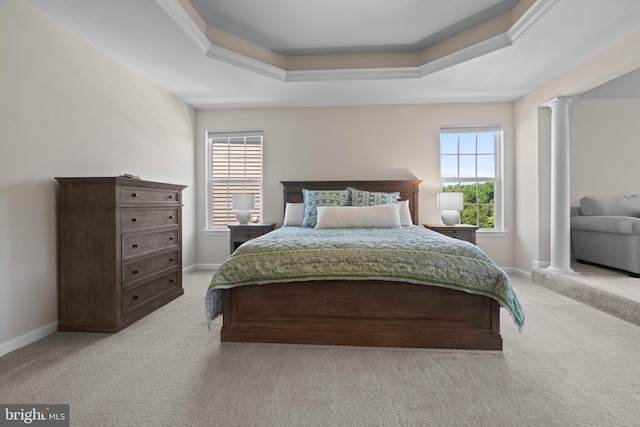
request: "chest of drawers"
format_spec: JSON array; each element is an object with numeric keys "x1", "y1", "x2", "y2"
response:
[{"x1": 56, "y1": 177, "x2": 186, "y2": 332}]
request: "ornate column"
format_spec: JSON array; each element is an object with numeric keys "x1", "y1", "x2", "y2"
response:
[{"x1": 545, "y1": 96, "x2": 578, "y2": 274}]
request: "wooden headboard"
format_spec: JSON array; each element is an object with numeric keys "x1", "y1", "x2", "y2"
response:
[{"x1": 280, "y1": 180, "x2": 423, "y2": 225}]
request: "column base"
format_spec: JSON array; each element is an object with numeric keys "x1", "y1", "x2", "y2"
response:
[{"x1": 546, "y1": 265, "x2": 578, "y2": 275}]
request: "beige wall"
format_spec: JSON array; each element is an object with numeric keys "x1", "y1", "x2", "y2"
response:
[
  {"x1": 570, "y1": 98, "x2": 640, "y2": 204},
  {"x1": 195, "y1": 103, "x2": 515, "y2": 267},
  {"x1": 0, "y1": 1, "x2": 196, "y2": 354},
  {"x1": 514, "y1": 28, "x2": 640, "y2": 271}
]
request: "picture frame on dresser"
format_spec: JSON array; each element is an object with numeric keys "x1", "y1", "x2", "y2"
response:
[{"x1": 55, "y1": 177, "x2": 186, "y2": 332}]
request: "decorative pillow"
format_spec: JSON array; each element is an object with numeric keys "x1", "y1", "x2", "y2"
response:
[
  {"x1": 302, "y1": 189, "x2": 350, "y2": 227},
  {"x1": 283, "y1": 202, "x2": 304, "y2": 226},
  {"x1": 348, "y1": 187, "x2": 400, "y2": 206},
  {"x1": 398, "y1": 199, "x2": 413, "y2": 225},
  {"x1": 580, "y1": 194, "x2": 640, "y2": 217},
  {"x1": 315, "y1": 204, "x2": 401, "y2": 229}
]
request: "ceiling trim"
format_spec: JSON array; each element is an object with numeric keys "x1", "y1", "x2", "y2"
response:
[
  {"x1": 155, "y1": 0, "x2": 560, "y2": 83},
  {"x1": 508, "y1": 0, "x2": 561, "y2": 42},
  {"x1": 155, "y1": 0, "x2": 287, "y2": 80},
  {"x1": 206, "y1": 44, "x2": 288, "y2": 81}
]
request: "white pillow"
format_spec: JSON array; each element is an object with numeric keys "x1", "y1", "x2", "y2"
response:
[
  {"x1": 315, "y1": 204, "x2": 402, "y2": 229},
  {"x1": 398, "y1": 199, "x2": 413, "y2": 226},
  {"x1": 283, "y1": 202, "x2": 304, "y2": 226}
]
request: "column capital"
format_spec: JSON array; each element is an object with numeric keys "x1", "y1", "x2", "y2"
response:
[{"x1": 544, "y1": 96, "x2": 579, "y2": 109}]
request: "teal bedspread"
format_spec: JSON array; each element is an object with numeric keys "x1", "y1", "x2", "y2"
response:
[{"x1": 205, "y1": 226, "x2": 524, "y2": 331}]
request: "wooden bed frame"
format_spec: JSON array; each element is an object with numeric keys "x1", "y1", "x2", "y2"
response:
[{"x1": 221, "y1": 180, "x2": 502, "y2": 350}]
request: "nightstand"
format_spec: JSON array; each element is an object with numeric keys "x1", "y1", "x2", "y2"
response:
[
  {"x1": 423, "y1": 224, "x2": 479, "y2": 244},
  {"x1": 228, "y1": 223, "x2": 276, "y2": 254}
]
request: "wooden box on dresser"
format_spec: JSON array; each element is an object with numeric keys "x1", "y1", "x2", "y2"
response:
[{"x1": 55, "y1": 177, "x2": 186, "y2": 332}]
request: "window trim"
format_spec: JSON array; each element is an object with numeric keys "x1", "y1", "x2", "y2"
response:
[
  {"x1": 204, "y1": 130, "x2": 263, "y2": 233},
  {"x1": 439, "y1": 125, "x2": 504, "y2": 232}
]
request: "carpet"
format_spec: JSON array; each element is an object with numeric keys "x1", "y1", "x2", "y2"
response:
[{"x1": 0, "y1": 270, "x2": 639, "y2": 426}]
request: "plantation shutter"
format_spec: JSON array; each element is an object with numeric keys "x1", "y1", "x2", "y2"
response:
[{"x1": 209, "y1": 131, "x2": 263, "y2": 228}]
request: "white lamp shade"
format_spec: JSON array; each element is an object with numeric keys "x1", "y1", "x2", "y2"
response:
[
  {"x1": 438, "y1": 192, "x2": 463, "y2": 211},
  {"x1": 232, "y1": 193, "x2": 255, "y2": 210}
]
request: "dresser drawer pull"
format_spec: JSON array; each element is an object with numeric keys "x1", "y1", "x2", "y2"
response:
[
  {"x1": 132, "y1": 193, "x2": 138, "y2": 198},
  {"x1": 131, "y1": 218, "x2": 138, "y2": 222},
  {"x1": 132, "y1": 270, "x2": 139, "y2": 275},
  {"x1": 169, "y1": 237, "x2": 174, "y2": 241},
  {"x1": 132, "y1": 295, "x2": 138, "y2": 300},
  {"x1": 169, "y1": 258, "x2": 174, "y2": 262},
  {"x1": 169, "y1": 279, "x2": 174, "y2": 283},
  {"x1": 132, "y1": 244, "x2": 138, "y2": 248},
  {"x1": 169, "y1": 215, "x2": 175, "y2": 219},
  {"x1": 168, "y1": 195, "x2": 174, "y2": 199}
]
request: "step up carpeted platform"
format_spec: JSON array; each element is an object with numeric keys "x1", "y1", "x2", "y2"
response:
[{"x1": 532, "y1": 261, "x2": 640, "y2": 327}]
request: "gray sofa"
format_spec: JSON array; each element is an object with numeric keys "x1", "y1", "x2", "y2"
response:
[{"x1": 571, "y1": 194, "x2": 640, "y2": 277}]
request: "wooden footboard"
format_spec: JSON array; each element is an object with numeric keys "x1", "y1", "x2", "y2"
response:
[{"x1": 221, "y1": 280, "x2": 502, "y2": 350}]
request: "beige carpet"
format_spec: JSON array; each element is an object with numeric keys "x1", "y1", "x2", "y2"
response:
[
  {"x1": 533, "y1": 262, "x2": 640, "y2": 326},
  {"x1": 1, "y1": 270, "x2": 639, "y2": 426}
]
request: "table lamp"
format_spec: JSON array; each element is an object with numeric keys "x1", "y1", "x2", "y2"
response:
[
  {"x1": 232, "y1": 193, "x2": 255, "y2": 224},
  {"x1": 438, "y1": 192, "x2": 463, "y2": 225}
]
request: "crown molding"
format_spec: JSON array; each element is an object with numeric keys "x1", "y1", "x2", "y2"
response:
[
  {"x1": 205, "y1": 44, "x2": 287, "y2": 81},
  {"x1": 419, "y1": 32, "x2": 512, "y2": 77},
  {"x1": 286, "y1": 67, "x2": 420, "y2": 82},
  {"x1": 509, "y1": 0, "x2": 561, "y2": 42},
  {"x1": 154, "y1": 0, "x2": 210, "y2": 54},
  {"x1": 156, "y1": 0, "x2": 560, "y2": 83}
]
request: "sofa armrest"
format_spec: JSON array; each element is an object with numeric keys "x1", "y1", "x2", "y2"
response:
[{"x1": 571, "y1": 215, "x2": 640, "y2": 235}]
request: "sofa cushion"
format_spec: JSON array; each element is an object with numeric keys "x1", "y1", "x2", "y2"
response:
[
  {"x1": 579, "y1": 194, "x2": 640, "y2": 217},
  {"x1": 571, "y1": 215, "x2": 640, "y2": 235}
]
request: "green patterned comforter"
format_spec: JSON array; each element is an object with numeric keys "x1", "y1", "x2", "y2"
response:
[{"x1": 205, "y1": 226, "x2": 524, "y2": 331}]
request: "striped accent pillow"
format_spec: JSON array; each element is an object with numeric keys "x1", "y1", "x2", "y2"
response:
[
  {"x1": 348, "y1": 187, "x2": 400, "y2": 206},
  {"x1": 301, "y1": 189, "x2": 350, "y2": 227}
]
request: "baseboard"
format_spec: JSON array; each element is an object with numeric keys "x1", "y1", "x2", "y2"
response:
[
  {"x1": 532, "y1": 260, "x2": 550, "y2": 269},
  {"x1": 501, "y1": 267, "x2": 532, "y2": 279},
  {"x1": 0, "y1": 322, "x2": 58, "y2": 358},
  {"x1": 2, "y1": 264, "x2": 218, "y2": 358},
  {"x1": 194, "y1": 263, "x2": 220, "y2": 270},
  {"x1": 183, "y1": 264, "x2": 197, "y2": 273}
]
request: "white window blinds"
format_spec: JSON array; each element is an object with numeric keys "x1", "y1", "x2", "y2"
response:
[{"x1": 207, "y1": 131, "x2": 263, "y2": 229}]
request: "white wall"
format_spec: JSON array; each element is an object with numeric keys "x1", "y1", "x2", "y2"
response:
[
  {"x1": 514, "y1": 28, "x2": 640, "y2": 271},
  {"x1": 570, "y1": 98, "x2": 640, "y2": 204},
  {"x1": 0, "y1": 1, "x2": 196, "y2": 355},
  {"x1": 195, "y1": 103, "x2": 515, "y2": 267}
]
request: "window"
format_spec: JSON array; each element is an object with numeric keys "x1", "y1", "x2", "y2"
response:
[
  {"x1": 206, "y1": 131, "x2": 263, "y2": 231},
  {"x1": 439, "y1": 126, "x2": 503, "y2": 230}
]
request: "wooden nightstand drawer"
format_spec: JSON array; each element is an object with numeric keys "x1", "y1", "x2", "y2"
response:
[
  {"x1": 446, "y1": 229, "x2": 471, "y2": 239},
  {"x1": 423, "y1": 224, "x2": 479, "y2": 244},
  {"x1": 236, "y1": 228, "x2": 268, "y2": 241},
  {"x1": 228, "y1": 224, "x2": 276, "y2": 254}
]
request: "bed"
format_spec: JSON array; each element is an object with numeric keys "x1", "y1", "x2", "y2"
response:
[{"x1": 205, "y1": 180, "x2": 524, "y2": 350}]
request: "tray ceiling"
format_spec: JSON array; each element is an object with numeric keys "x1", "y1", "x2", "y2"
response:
[{"x1": 24, "y1": 0, "x2": 640, "y2": 108}]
